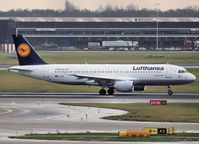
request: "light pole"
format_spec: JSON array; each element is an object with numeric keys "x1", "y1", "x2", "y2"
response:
[{"x1": 155, "y1": 3, "x2": 160, "y2": 50}]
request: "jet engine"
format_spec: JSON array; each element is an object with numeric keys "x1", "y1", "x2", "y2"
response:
[
  {"x1": 134, "y1": 85, "x2": 146, "y2": 91},
  {"x1": 114, "y1": 81, "x2": 134, "y2": 92}
]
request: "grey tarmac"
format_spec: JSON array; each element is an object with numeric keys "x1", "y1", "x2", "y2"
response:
[{"x1": 0, "y1": 92, "x2": 199, "y2": 144}]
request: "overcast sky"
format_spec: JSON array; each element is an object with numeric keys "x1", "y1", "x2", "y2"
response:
[{"x1": 1, "y1": 0, "x2": 199, "y2": 11}]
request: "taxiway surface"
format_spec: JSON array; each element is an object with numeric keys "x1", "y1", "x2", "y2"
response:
[{"x1": 0, "y1": 92, "x2": 199, "y2": 144}]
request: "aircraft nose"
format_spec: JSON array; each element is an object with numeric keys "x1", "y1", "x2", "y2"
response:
[{"x1": 190, "y1": 73, "x2": 196, "y2": 82}]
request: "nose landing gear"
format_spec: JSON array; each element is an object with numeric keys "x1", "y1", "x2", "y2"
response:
[{"x1": 168, "y1": 85, "x2": 173, "y2": 95}]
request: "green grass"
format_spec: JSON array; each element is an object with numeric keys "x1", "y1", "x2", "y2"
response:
[
  {"x1": 9, "y1": 132, "x2": 199, "y2": 142},
  {"x1": 0, "y1": 70, "x2": 98, "y2": 92},
  {"x1": 60, "y1": 103, "x2": 199, "y2": 123},
  {"x1": 1, "y1": 51, "x2": 199, "y2": 65},
  {"x1": 0, "y1": 68, "x2": 198, "y2": 92}
]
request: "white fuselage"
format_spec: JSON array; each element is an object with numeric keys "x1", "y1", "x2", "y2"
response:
[{"x1": 10, "y1": 64, "x2": 196, "y2": 87}]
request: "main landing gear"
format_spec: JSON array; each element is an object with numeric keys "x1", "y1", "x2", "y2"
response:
[
  {"x1": 99, "y1": 89, "x2": 106, "y2": 95},
  {"x1": 107, "y1": 88, "x2": 114, "y2": 95},
  {"x1": 99, "y1": 88, "x2": 115, "y2": 95},
  {"x1": 168, "y1": 85, "x2": 173, "y2": 95}
]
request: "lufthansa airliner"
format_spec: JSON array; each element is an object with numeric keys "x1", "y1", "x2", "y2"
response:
[{"x1": 9, "y1": 35, "x2": 196, "y2": 95}]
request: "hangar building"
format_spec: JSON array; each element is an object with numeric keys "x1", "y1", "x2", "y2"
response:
[{"x1": 0, "y1": 17, "x2": 199, "y2": 50}]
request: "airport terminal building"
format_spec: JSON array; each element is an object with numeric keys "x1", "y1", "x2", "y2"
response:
[{"x1": 0, "y1": 17, "x2": 199, "y2": 51}]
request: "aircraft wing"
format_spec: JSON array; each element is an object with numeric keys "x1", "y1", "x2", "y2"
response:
[
  {"x1": 71, "y1": 74, "x2": 120, "y2": 80},
  {"x1": 71, "y1": 74, "x2": 135, "y2": 86}
]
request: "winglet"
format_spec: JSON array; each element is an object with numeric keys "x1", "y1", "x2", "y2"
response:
[{"x1": 12, "y1": 35, "x2": 47, "y2": 65}]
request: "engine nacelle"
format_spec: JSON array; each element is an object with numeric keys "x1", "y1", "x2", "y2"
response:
[
  {"x1": 134, "y1": 85, "x2": 146, "y2": 91},
  {"x1": 114, "y1": 81, "x2": 134, "y2": 92}
]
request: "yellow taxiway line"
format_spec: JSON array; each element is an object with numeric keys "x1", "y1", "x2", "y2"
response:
[{"x1": 0, "y1": 108, "x2": 13, "y2": 115}]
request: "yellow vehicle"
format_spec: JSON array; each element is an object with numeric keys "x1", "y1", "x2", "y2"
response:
[{"x1": 118, "y1": 130, "x2": 150, "y2": 138}]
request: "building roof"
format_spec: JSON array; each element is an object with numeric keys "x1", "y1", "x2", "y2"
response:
[
  {"x1": 3, "y1": 17, "x2": 199, "y2": 23},
  {"x1": 0, "y1": 17, "x2": 12, "y2": 20}
]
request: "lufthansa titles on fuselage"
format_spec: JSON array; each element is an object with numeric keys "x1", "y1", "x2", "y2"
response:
[{"x1": 133, "y1": 66, "x2": 164, "y2": 71}]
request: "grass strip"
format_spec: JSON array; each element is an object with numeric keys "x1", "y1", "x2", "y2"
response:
[
  {"x1": 9, "y1": 132, "x2": 199, "y2": 142},
  {"x1": 60, "y1": 103, "x2": 199, "y2": 123},
  {"x1": 1, "y1": 51, "x2": 199, "y2": 65}
]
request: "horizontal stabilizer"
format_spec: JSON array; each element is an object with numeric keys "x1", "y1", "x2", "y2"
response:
[{"x1": 9, "y1": 66, "x2": 32, "y2": 72}]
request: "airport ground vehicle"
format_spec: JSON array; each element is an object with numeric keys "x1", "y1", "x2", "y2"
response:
[{"x1": 118, "y1": 130, "x2": 150, "y2": 138}]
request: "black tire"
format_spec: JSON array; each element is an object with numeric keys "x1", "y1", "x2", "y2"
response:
[
  {"x1": 108, "y1": 88, "x2": 114, "y2": 95},
  {"x1": 168, "y1": 91, "x2": 173, "y2": 95},
  {"x1": 99, "y1": 89, "x2": 106, "y2": 95}
]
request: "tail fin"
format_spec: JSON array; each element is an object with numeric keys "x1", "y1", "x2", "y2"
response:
[{"x1": 12, "y1": 35, "x2": 47, "y2": 66}]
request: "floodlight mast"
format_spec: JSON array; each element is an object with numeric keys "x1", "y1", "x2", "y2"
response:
[{"x1": 155, "y1": 3, "x2": 160, "y2": 50}]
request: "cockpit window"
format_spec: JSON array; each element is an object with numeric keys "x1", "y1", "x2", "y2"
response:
[{"x1": 178, "y1": 70, "x2": 187, "y2": 73}]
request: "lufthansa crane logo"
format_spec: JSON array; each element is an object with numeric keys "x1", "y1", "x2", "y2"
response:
[{"x1": 17, "y1": 43, "x2": 31, "y2": 57}]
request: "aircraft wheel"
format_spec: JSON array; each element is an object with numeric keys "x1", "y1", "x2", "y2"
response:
[
  {"x1": 168, "y1": 90, "x2": 173, "y2": 95},
  {"x1": 168, "y1": 85, "x2": 173, "y2": 95},
  {"x1": 108, "y1": 88, "x2": 114, "y2": 95},
  {"x1": 99, "y1": 89, "x2": 106, "y2": 95}
]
